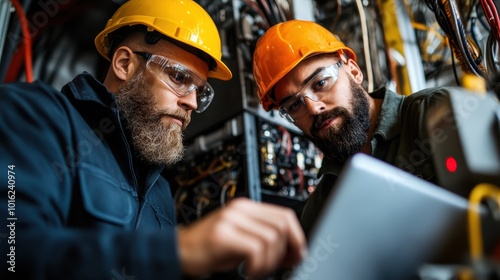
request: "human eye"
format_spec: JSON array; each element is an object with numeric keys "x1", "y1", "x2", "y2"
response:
[
  {"x1": 286, "y1": 97, "x2": 303, "y2": 113},
  {"x1": 169, "y1": 71, "x2": 188, "y2": 84},
  {"x1": 311, "y1": 76, "x2": 333, "y2": 92},
  {"x1": 164, "y1": 68, "x2": 192, "y2": 87}
]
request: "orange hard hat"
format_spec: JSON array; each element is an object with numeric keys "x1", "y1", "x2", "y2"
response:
[
  {"x1": 252, "y1": 20, "x2": 356, "y2": 111},
  {"x1": 95, "y1": 0, "x2": 232, "y2": 81}
]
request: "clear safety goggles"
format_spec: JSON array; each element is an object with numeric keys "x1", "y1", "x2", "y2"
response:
[
  {"x1": 278, "y1": 61, "x2": 343, "y2": 123},
  {"x1": 134, "y1": 51, "x2": 214, "y2": 113}
]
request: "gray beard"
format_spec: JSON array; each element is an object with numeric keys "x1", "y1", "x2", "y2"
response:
[{"x1": 114, "y1": 72, "x2": 188, "y2": 165}]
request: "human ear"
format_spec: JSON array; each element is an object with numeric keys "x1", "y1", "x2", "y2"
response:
[
  {"x1": 110, "y1": 46, "x2": 140, "y2": 81},
  {"x1": 345, "y1": 59, "x2": 364, "y2": 84}
]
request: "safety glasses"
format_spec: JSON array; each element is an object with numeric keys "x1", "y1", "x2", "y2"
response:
[
  {"x1": 134, "y1": 51, "x2": 214, "y2": 113},
  {"x1": 278, "y1": 61, "x2": 343, "y2": 123}
]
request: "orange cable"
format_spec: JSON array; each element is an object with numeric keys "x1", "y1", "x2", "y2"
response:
[{"x1": 11, "y1": 0, "x2": 33, "y2": 82}]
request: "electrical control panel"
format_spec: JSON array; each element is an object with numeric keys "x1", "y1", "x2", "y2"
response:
[
  {"x1": 165, "y1": 113, "x2": 323, "y2": 224},
  {"x1": 257, "y1": 119, "x2": 323, "y2": 201},
  {"x1": 166, "y1": 136, "x2": 248, "y2": 225}
]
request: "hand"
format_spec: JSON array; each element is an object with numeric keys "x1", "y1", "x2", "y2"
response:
[{"x1": 177, "y1": 197, "x2": 307, "y2": 278}]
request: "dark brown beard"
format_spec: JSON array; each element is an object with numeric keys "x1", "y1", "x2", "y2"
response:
[
  {"x1": 309, "y1": 78, "x2": 370, "y2": 163},
  {"x1": 114, "y1": 71, "x2": 190, "y2": 165}
]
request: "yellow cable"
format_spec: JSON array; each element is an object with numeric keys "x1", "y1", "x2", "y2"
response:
[
  {"x1": 462, "y1": 74, "x2": 487, "y2": 94},
  {"x1": 377, "y1": 0, "x2": 412, "y2": 95},
  {"x1": 411, "y1": 22, "x2": 448, "y2": 44},
  {"x1": 468, "y1": 183, "x2": 500, "y2": 260}
]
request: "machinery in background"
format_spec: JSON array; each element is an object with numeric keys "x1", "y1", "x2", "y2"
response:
[
  {"x1": 165, "y1": 114, "x2": 324, "y2": 224},
  {"x1": 426, "y1": 86, "x2": 500, "y2": 198},
  {"x1": 166, "y1": 134, "x2": 247, "y2": 225},
  {"x1": 1, "y1": 0, "x2": 122, "y2": 87},
  {"x1": 257, "y1": 120, "x2": 322, "y2": 202}
]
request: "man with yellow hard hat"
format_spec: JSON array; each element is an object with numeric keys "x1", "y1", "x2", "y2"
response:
[
  {"x1": 0, "y1": 1, "x2": 306, "y2": 279},
  {"x1": 252, "y1": 20, "x2": 447, "y2": 237}
]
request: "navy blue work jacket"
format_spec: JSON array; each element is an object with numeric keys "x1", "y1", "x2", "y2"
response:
[{"x1": 0, "y1": 73, "x2": 181, "y2": 279}]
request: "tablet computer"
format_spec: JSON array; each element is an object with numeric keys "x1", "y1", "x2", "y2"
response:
[{"x1": 288, "y1": 153, "x2": 478, "y2": 280}]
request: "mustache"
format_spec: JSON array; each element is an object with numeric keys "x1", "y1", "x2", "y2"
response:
[
  {"x1": 311, "y1": 107, "x2": 348, "y2": 133},
  {"x1": 152, "y1": 109, "x2": 191, "y2": 130}
]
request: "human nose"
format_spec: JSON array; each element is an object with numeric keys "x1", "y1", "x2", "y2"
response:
[{"x1": 178, "y1": 90, "x2": 198, "y2": 111}]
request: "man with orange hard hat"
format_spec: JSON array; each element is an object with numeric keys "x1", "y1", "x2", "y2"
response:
[
  {"x1": 0, "y1": 1, "x2": 306, "y2": 279},
  {"x1": 253, "y1": 20, "x2": 448, "y2": 237}
]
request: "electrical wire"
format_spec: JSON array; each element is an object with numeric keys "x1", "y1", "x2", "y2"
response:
[
  {"x1": 412, "y1": 22, "x2": 448, "y2": 62},
  {"x1": 277, "y1": 126, "x2": 292, "y2": 158},
  {"x1": 3, "y1": 47, "x2": 25, "y2": 82},
  {"x1": 256, "y1": 0, "x2": 277, "y2": 26},
  {"x1": 329, "y1": 0, "x2": 343, "y2": 31},
  {"x1": 176, "y1": 158, "x2": 225, "y2": 188},
  {"x1": 468, "y1": 183, "x2": 500, "y2": 260},
  {"x1": 11, "y1": 0, "x2": 32, "y2": 82},
  {"x1": 426, "y1": 0, "x2": 486, "y2": 78},
  {"x1": 295, "y1": 165, "x2": 305, "y2": 194},
  {"x1": 242, "y1": 0, "x2": 270, "y2": 28},
  {"x1": 355, "y1": 0, "x2": 374, "y2": 92},
  {"x1": 367, "y1": 6, "x2": 390, "y2": 89},
  {"x1": 476, "y1": 2, "x2": 491, "y2": 32},
  {"x1": 448, "y1": 0, "x2": 484, "y2": 75},
  {"x1": 402, "y1": 0, "x2": 454, "y2": 84},
  {"x1": 266, "y1": 0, "x2": 282, "y2": 23},
  {"x1": 479, "y1": 0, "x2": 500, "y2": 43},
  {"x1": 450, "y1": 42, "x2": 462, "y2": 86},
  {"x1": 485, "y1": 32, "x2": 499, "y2": 75},
  {"x1": 220, "y1": 173, "x2": 238, "y2": 206},
  {"x1": 479, "y1": 0, "x2": 500, "y2": 77},
  {"x1": 275, "y1": 0, "x2": 291, "y2": 21}
]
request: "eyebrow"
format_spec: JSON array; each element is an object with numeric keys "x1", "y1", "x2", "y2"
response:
[{"x1": 278, "y1": 66, "x2": 326, "y2": 106}]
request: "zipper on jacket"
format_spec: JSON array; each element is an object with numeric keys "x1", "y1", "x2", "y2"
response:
[
  {"x1": 115, "y1": 109, "x2": 139, "y2": 190},
  {"x1": 134, "y1": 169, "x2": 163, "y2": 230}
]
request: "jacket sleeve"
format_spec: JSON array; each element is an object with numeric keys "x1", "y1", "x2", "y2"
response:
[{"x1": 0, "y1": 82, "x2": 182, "y2": 280}]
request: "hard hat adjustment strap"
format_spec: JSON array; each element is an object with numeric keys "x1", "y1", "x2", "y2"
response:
[{"x1": 144, "y1": 30, "x2": 163, "y2": 45}]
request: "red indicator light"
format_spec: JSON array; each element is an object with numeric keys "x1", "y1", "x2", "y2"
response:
[{"x1": 445, "y1": 157, "x2": 457, "y2": 173}]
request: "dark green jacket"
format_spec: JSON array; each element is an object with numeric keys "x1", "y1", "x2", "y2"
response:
[{"x1": 300, "y1": 87, "x2": 449, "y2": 237}]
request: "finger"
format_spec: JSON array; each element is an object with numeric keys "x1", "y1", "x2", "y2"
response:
[
  {"x1": 209, "y1": 216, "x2": 277, "y2": 277},
  {"x1": 217, "y1": 205, "x2": 288, "y2": 275},
  {"x1": 178, "y1": 203, "x2": 291, "y2": 278},
  {"x1": 228, "y1": 199, "x2": 308, "y2": 266}
]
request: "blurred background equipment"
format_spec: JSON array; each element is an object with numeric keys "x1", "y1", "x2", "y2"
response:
[{"x1": 426, "y1": 85, "x2": 500, "y2": 198}]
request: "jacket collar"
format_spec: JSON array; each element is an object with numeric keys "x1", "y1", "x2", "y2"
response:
[
  {"x1": 61, "y1": 72, "x2": 118, "y2": 109},
  {"x1": 371, "y1": 87, "x2": 405, "y2": 141},
  {"x1": 61, "y1": 72, "x2": 166, "y2": 190}
]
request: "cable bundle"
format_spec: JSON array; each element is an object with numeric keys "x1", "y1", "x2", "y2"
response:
[{"x1": 426, "y1": 0, "x2": 487, "y2": 79}]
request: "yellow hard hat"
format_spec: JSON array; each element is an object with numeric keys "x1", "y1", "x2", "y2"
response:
[
  {"x1": 95, "y1": 0, "x2": 232, "y2": 81},
  {"x1": 253, "y1": 20, "x2": 356, "y2": 111}
]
